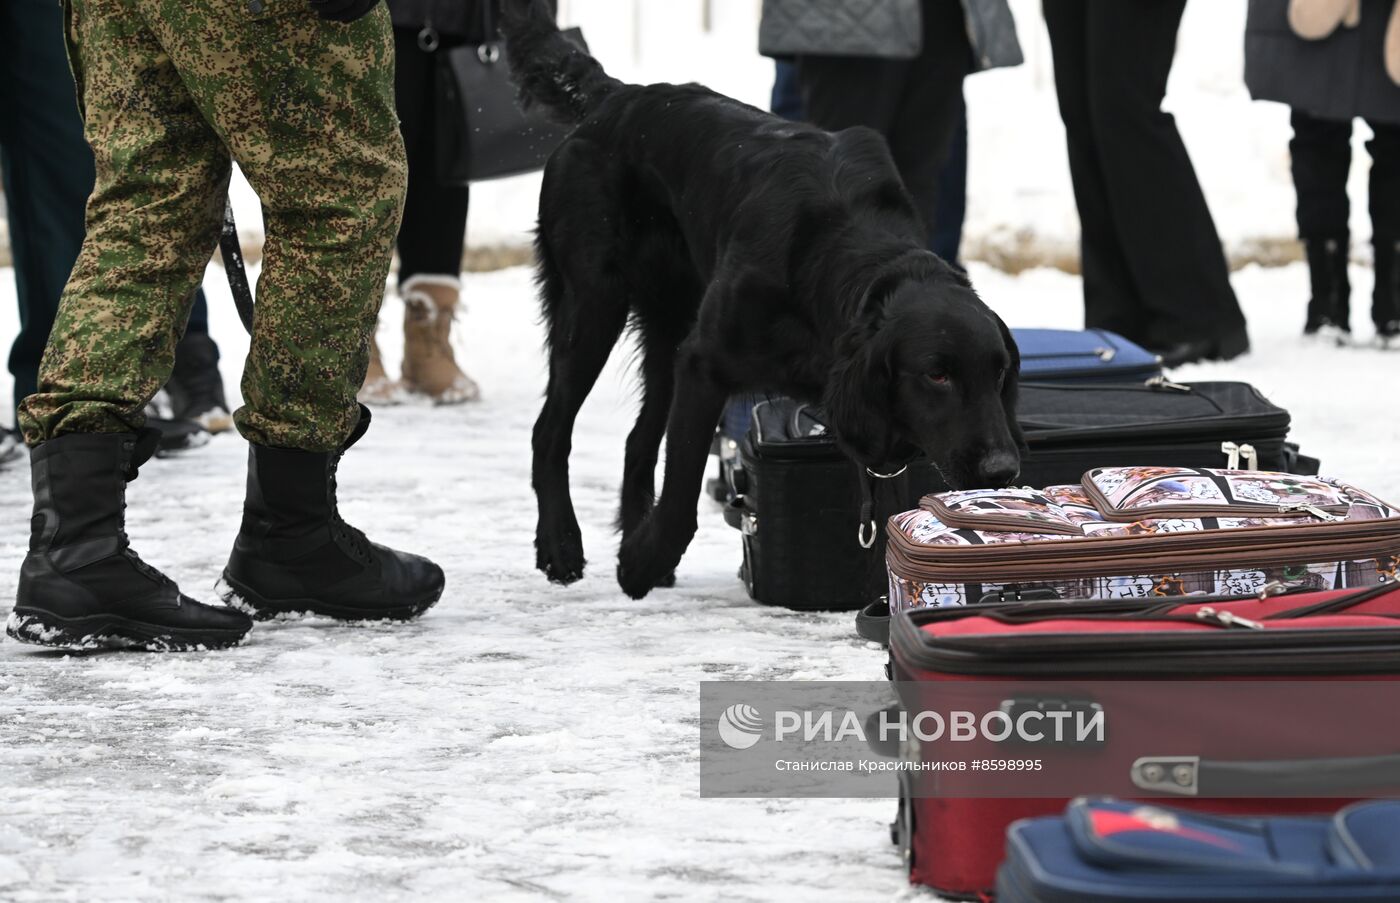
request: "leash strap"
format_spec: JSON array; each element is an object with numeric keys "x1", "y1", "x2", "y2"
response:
[
  {"x1": 857, "y1": 462, "x2": 910, "y2": 550},
  {"x1": 220, "y1": 199, "x2": 256, "y2": 335}
]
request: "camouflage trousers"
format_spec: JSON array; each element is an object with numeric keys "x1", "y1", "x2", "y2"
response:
[{"x1": 18, "y1": 0, "x2": 407, "y2": 452}]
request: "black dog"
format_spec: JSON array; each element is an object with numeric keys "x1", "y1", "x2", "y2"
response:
[{"x1": 503, "y1": 0, "x2": 1024, "y2": 600}]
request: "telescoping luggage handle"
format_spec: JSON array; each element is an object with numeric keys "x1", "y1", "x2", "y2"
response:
[{"x1": 1132, "y1": 753, "x2": 1400, "y2": 797}]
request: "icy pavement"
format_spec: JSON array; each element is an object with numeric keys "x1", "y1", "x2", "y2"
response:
[{"x1": 1, "y1": 261, "x2": 1398, "y2": 902}]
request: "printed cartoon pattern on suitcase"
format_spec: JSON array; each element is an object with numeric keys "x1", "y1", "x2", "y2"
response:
[
  {"x1": 891, "y1": 558, "x2": 1400, "y2": 610},
  {"x1": 888, "y1": 468, "x2": 1400, "y2": 610}
]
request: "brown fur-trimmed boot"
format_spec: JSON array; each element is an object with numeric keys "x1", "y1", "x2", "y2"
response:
[
  {"x1": 400, "y1": 275, "x2": 480, "y2": 404},
  {"x1": 357, "y1": 332, "x2": 402, "y2": 405}
]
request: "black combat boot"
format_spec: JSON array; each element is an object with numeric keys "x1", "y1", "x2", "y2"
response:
[
  {"x1": 165, "y1": 331, "x2": 232, "y2": 433},
  {"x1": 8, "y1": 431, "x2": 253, "y2": 651},
  {"x1": 219, "y1": 407, "x2": 444, "y2": 621},
  {"x1": 1373, "y1": 237, "x2": 1400, "y2": 350},
  {"x1": 1303, "y1": 237, "x2": 1352, "y2": 344}
]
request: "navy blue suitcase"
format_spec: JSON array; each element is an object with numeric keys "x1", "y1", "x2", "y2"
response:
[
  {"x1": 997, "y1": 798, "x2": 1400, "y2": 902},
  {"x1": 1015, "y1": 327, "x2": 1162, "y2": 384}
]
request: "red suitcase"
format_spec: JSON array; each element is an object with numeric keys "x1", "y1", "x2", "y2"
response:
[{"x1": 885, "y1": 582, "x2": 1400, "y2": 900}]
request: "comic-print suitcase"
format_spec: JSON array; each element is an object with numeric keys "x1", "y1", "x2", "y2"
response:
[
  {"x1": 885, "y1": 582, "x2": 1400, "y2": 898},
  {"x1": 886, "y1": 467, "x2": 1400, "y2": 613}
]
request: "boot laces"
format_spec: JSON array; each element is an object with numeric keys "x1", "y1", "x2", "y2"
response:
[
  {"x1": 328, "y1": 457, "x2": 374, "y2": 566},
  {"x1": 117, "y1": 498, "x2": 175, "y2": 588}
]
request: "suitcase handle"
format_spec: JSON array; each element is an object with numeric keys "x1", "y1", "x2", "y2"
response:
[
  {"x1": 855, "y1": 597, "x2": 891, "y2": 646},
  {"x1": 1131, "y1": 753, "x2": 1400, "y2": 797},
  {"x1": 723, "y1": 496, "x2": 758, "y2": 535}
]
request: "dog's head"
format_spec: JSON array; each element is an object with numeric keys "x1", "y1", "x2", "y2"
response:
[{"x1": 823, "y1": 256, "x2": 1025, "y2": 489}]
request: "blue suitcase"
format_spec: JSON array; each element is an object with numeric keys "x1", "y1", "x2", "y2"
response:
[
  {"x1": 1015, "y1": 327, "x2": 1162, "y2": 384},
  {"x1": 997, "y1": 798, "x2": 1400, "y2": 902}
]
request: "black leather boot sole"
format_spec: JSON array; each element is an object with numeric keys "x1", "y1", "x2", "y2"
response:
[
  {"x1": 215, "y1": 572, "x2": 444, "y2": 623},
  {"x1": 6, "y1": 607, "x2": 250, "y2": 652}
]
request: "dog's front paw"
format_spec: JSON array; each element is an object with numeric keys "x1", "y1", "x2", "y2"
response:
[
  {"x1": 616, "y1": 530, "x2": 680, "y2": 600},
  {"x1": 536, "y1": 524, "x2": 586, "y2": 585}
]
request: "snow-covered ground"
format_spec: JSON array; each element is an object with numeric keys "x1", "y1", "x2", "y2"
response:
[
  {"x1": 1, "y1": 257, "x2": 1397, "y2": 901},
  {"x1": 3, "y1": 3, "x2": 1399, "y2": 898}
]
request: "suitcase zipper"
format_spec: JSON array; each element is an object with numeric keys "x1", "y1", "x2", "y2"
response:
[
  {"x1": 891, "y1": 613, "x2": 1400, "y2": 677},
  {"x1": 886, "y1": 518, "x2": 1400, "y2": 583}
]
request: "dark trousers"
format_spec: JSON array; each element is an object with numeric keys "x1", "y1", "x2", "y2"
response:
[
  {"x1": 795, "y1": 0, "x2": 971, "y2": 253},
  {"x1": 1, "y1": 0, "x2": 210, "y2": 424},
  {"x1": 932, "y1": 92, "x2": 968, "y2": 266},
  {"x1": 1292, "y1": 109, "x2": 1400, "y2": 326},
  {"x1": 393, "y1": 27, "x2": 470, "y2": 286},
  {"x1": 1291, "y1": 109, "x2": 1400, "y2": 242},
  {"x1": 775, "y1": 57, "x2": 969, "y2": 264},
  {"x1": 1, "y1": 0, "x2": 94, "y2": 422},
  {"x1": 1043, "y1": 0, "x2": 1245, "y2": 347}
]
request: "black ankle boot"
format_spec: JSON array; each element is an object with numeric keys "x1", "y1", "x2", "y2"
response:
[
  {"x1": 219, "y1": 407, "x2": 445, "y2": 621},
  {"x1": 1303, "y1": 237, "x2": 1352, "y2": 341},
  {"x1": 8, "y1": 432, "x2": 253, "y2": 651},
  {"x1": 165, "y1": 331, "x2": 232, "y2": 432}
]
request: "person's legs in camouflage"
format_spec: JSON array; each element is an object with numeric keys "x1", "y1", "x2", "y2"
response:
[
  {"x1": 139, "y1": 0, "x2": 444, "y2": 623},
  {"x1": 11, "y1": 0, "x2": 443, "y2": 651},
  {"x1": 11, "y1": 0, "x2": 252, "y2": 650}
]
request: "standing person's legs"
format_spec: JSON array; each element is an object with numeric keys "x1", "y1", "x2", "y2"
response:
[
  {"x1": 1366, "y1": 117, "x2": 1400, "y2": 340},
  {"x1": 931, "y1": 94, "x2": 969, "y2": 266},
  {"x1": 1291, "y1": 109, "x2": 1353, "y2": 335},
  {"x1": 770, "y1": 60, "x2": 804, "y2": 121},
  {"x1": 885, "y1": 0, "x2": 971, "y2": 250},
  {"x1": 1043, "y1": 0, "x2": 1144, "y2": 341},
  {"x1": 1082, "y1": 0, "x2": 1247, "y2": 358},
  {"x1": 139, "y1": 1, "x2": 443, "y2": 622},
  {"x1": 0, "y1": 0, "x2": 95, "y2": 426},
  {"x1": 10, "y1": 0, "x2": 251, "y2": 651},
  {"x1": 166, "y1": 286, "x2": 233, "y2": 432},
  {"x1": 392, "y1": 27, "x2": 478, "y2": 404},
  {"x1": 796, "y1": 54, "x2": 903, "y2": 148}
]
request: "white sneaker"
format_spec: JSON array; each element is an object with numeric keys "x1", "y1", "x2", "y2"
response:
[{"x1": 1304, "y1": 323, "x2": 1352, "y2": 347}]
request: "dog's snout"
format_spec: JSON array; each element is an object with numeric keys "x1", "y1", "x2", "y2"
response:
[{"x1": 976, "y1": 451, "x2": 1020, "y2": 488}]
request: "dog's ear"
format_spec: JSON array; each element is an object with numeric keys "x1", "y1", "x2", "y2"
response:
[
  {"x1": 994, "y1": 312, "x2": 1028, "y2": 454},
  {"x1": 824, "y1": 291, "x2": 898, "y2": 465}
]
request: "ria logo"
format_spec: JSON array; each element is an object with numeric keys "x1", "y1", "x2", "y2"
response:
[{"x1": 717, "y1": 703, "x2": 764, "y2": 750}]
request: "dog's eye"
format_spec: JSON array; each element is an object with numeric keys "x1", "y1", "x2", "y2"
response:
[{"x1": 928, "y1": 372, "x2": 950, "y2": 386}]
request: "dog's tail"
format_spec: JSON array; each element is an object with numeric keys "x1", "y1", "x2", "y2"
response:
[{"x1": 499, "y1": 0, "x2": 622, "y2": 124}]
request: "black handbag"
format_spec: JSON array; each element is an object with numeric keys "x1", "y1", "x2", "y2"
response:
[{"x1": 435, "y1": 2, "x2": 587, "y2": 183}]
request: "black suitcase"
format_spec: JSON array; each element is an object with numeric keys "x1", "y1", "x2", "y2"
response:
[{"x1": 722, "y1": 380, "x2": 1319, "y2": 612}]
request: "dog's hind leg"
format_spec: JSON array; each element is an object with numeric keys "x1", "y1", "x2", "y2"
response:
[
  {"x1": 615, "y1": 336, "x2": 728, "y2": 599},
  {"x1": 532, "y1": 282, "x2": 626, "y2": 585},
  {"x1": 531, "y1": 148, "x2": 630, "y2": 584},
  {"x1": 617, "y1": 333, "x2": 677, "y2": 542}
]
